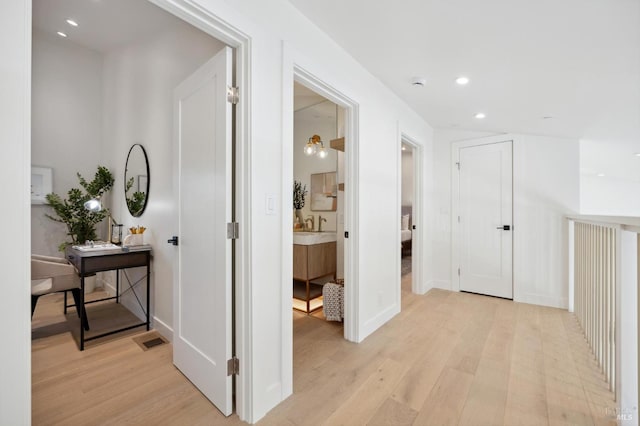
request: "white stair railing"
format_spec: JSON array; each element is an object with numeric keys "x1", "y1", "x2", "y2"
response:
[
  {"x1": 569, "y1": 215, "x2": 639, "y2": 422},
  {"x1": 573, "y1": 221, "x2": 616, "y2": 391}
]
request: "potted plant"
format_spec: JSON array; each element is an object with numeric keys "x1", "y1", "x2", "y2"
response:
[
  {"x1": 45, "y1": 166, "x2": 115, "y2": 251},
  {"x1": 293, "y1": 180, "x2": 307, "y2": 229}
]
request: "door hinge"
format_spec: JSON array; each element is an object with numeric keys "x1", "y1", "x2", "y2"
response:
[
  {"x1": 227, "y1": 357, "x2": 239, "y2": 376},
  {"x1": 456, "y1": 162, "x2": 460, "y2": 170},
  {"x1": 458, "y1": 268, "x2": 461, "y2": 276},
  {"x1": 227, "y1": 86, "x2": 239, "y2": 105},
  {"x1": 227, "y1": 222, "x2": 239, "y2": 239},
  {"x1": 457, "y1": 216, "x2": 460, "y2": 223}
]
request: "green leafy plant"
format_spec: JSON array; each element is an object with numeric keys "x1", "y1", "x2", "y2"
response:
[
  {"x1": 293, "y1": 180, "x2": 307, "y2": 210},
  {"x1": 45, "y1": 166, "x2": 115, "y2": 251},
  {"x1": 125, "y1": 177, "x2": 146, "y2": 217}
]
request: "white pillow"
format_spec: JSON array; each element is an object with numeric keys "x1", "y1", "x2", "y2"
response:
[{"x1": 401, "y1": 214, "x2": 410, "y2": 230}]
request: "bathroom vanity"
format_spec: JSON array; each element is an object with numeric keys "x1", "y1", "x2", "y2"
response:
[{"x1": 293, "y1": 232, "x2": 337, "y2": 313}]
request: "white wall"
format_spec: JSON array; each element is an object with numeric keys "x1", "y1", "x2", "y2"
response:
[
  {"x1": 230, "y1": 0, "x2": 434, "y2": 418},
  {"x1": 433, "y1": 130, "x2": 580, "y2": 308},
  {"x1": 293, "y1": 101, "x2": 338, "y2": 231},
  {"x1": 580, "y1": 137, "x2": 640, "y2": 218},
  {"x1": 4, "y1": 0, "x2": 435, "y2": 422},
  {"x1": 0, "y1": 0, "x2": 31, "y2": 423},
  {"x1": 581, "y1": 174, "x2": 640, "y2": 217},
  {"x1": 31, "y1": 31, "x2": 104, "y2": 257},
  {"x1": 101, "y1": 23, "x2": 225, "y2": 335},
  {"x1": 513, "y1": 134, "x2": 579, "y2": 308}
]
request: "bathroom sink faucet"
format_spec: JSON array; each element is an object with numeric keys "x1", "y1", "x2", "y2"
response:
[
  {"x1": 318, "y1": 215, "x2": 327, "y2": 232},
  {"x1": 305, "y1": 215, "x2": 314, "y2": 231}
]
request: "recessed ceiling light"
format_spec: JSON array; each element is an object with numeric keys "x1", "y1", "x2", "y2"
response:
[
  {"x1": 402, "y1": 146, "x2": 406, "y2": 151},
  {"x1": 597, "y1": 173, "x2": 605, "y2": 177},
  {"x1": 455, "y1": 76, "x2": 470, "y2": 85},
  {"x1": 634, "y1": 153, "x2": 640, "y2": 157},
  {"x1": 66, "y1": 19, "x2": 78, "y2": 27},
  {"x1": 474, "y1": 112, "x2": 486, "y2": 119},
  {"x1": 57, "y1": 31, "x2": 67, "y2": 38}
]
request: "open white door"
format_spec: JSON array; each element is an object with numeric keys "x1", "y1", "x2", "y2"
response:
[
  {"x1": 172, "y1": 46, "x2": 233, "y2": 416},
  {"x1": 458, "y1": 141, "x2": 513, "y2": 299}
]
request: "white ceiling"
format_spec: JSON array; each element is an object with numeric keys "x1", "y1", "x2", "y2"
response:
[
  {"x1": 33, "y1": 0, "x2": 186, "y2": 53},
  {"x1": 288, "y1": 0, "x2": 640, "y2": 179},
  {"x1": 31, "y1": 0, "x2": 640, "y2": 180}
]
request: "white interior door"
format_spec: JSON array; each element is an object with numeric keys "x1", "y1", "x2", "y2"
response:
[
  {"x1": 459, "y1": 141, "x2": 513, "y2": 299},
  {"x1": 173, "y1": 46, "x2": 233, "y2": 416}
]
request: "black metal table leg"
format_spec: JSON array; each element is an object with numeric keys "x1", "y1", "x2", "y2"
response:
[
  {"x1": 80, "y1": 275, "x2": 85, "y2": 351},
  {"x1": 146, "y1": 260, "x2": 150, "y2": 330}
]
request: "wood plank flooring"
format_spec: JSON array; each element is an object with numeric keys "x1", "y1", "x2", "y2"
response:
[{"x1": 32, "y1": 276, "x2": 616, "y2": 425}]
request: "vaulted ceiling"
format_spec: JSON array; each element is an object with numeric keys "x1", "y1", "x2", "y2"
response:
[
  {"x1": 32, "y1": 0, "x2": 640, "y2": 180},
  {"x1": 288, "y1": 0, "x2": 640, "y2": 179}
]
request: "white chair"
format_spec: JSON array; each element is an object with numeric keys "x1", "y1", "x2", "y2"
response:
[{"x1": 31, "y1": 255, "x2": 89, "y2": 330}]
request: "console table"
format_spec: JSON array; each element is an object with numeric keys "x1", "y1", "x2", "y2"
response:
[{"x1": 65, "y1": 246, "x2": 151, "y2": 350}]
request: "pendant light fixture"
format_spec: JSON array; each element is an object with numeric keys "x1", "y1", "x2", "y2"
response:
[{"x1": 304, "y1": 134, "x2": 327, "y2": 158}]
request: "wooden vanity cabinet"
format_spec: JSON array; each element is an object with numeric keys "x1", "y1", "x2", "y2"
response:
[{"x1": 293, "y1": 241, "x2": 337, "y2": 313}]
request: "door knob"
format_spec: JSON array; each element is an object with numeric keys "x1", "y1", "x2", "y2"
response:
[
  {"x1": 496, "y1": 225, "x2": 511, "y2": 231},
  {"x1": 167, "y1": 236, "x2": 179, "y2": 245}
]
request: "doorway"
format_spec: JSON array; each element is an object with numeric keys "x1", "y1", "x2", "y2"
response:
[
  {"x1": 280, "y1": 63, "x2": 360, "y2": 398},
  {"x1": 285, "y1": 67, "x2": 360, "y2": 344},
  {"x1": 292, "y1": 82, "x2": 342, "y2": 317},
  {"x1": 400, "y1": 142, "x2": 414, "y2": 298},
  {"x1": 30, "y1": 0, "x2": 251, "y2": 420},
  {"x1": 399, "y1": 135, "x2": 423, "y2": 298},
  {"x1": 453, "y1": 139, "x2": 513, "y2": 299}
]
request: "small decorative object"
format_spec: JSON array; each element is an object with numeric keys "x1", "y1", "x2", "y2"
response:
[
  {"x1": 123, "y1": 226, "x2": 146, "y2": 247},
  {"x1": 293, "y1": 180, "x2": 307, "y2": 228},
  {"x1": 129, "y1": 226, "x2": 146, "y2": 234},
  {"x1": 110, "y1": 221, "x2": 123, "y2": 244},
  {"x1": 45, "y1": 166, "x2": 115, "y2": 251}
]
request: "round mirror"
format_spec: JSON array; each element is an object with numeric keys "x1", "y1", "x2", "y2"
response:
[{"x1": 124, "y1": 144, "x2": 150, "y2": 217}]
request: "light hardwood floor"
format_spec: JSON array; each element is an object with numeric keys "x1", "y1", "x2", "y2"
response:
[{"x1": 32, "y1": 277, "x2": 615, "y2": 425}]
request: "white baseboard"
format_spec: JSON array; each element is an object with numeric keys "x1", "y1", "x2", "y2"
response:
[
  {"x1": 153, "y1": 316, "x2": 174, "y2": 342},
  {"x1": 415, "y1": 280, "x2": 433, "y2": 295},
  {"x1": 432, "y1": 280, "x2": 452, "y2": 290},
  {"x1": 516, "y1": 293, "x2": 568, "y2": 310},
  {"x1": 360, "y1": 303, "x2": 400, "y2": 342},
  {"x1": 253, "y1": 381, "x2": 283, "y2": 424}
]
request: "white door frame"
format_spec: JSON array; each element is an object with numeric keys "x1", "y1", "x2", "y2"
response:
[
  {"x1": 398, "y1": 133, "x2": 425, "y2": 296},
  {"x1": 281, "y1": 45, "x2": 361, "y2": 397},
  {"x1": 451, "y1": 135, "x2": 514, "y2": 295},
  {"x1": 147, "y1": 0, "x2": 253, "y2": 421}
]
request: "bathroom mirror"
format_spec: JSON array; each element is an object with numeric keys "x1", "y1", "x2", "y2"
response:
[{"x1": 124, "y1": 144, "x2": 150, "y2": 217}]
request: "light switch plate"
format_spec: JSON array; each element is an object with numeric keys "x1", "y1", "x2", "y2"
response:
[{"x1": 265, "y1": 194, "x2": 276, "y2": 215}]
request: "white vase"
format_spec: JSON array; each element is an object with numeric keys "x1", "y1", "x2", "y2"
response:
[{"x1": 294, "y1": 209, "x2": 304, "y2": 229}]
